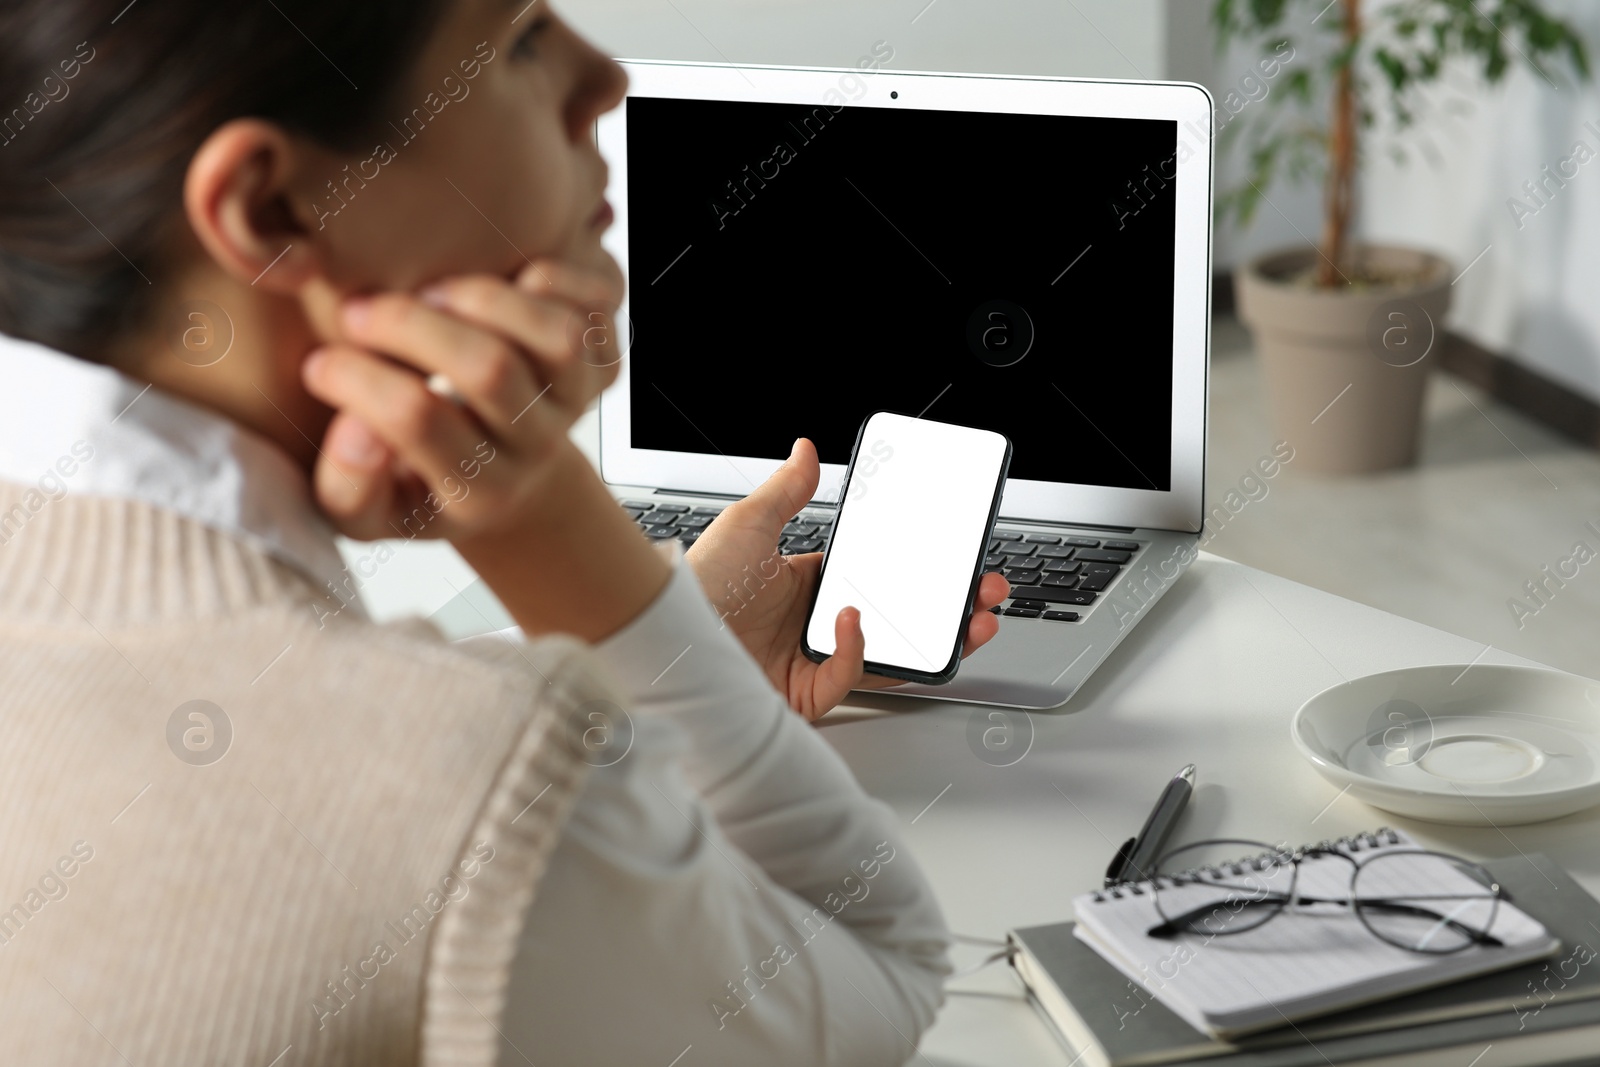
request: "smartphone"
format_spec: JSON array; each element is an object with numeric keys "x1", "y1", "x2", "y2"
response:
[{"x1": 802, "y1": 411, "x2": 1012, "y2": 685}]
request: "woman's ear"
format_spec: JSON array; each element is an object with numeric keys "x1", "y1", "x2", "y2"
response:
[{"x1": 183, "y1": 118, "x2": 323, "y2": 294}]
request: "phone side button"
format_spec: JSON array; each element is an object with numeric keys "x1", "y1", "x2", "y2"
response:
[{"x1": 1002, "y1": 606, "x2": 1042, "y2": 618}]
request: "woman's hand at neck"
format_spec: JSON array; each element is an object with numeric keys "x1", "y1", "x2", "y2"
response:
[{"x1": 296, "y1": 259, "x2": 673, "y2": 643}]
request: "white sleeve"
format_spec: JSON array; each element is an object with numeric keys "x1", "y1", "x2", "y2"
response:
[{"x1": 496, "y1": 555, "x2": 952, "y2": 1067}]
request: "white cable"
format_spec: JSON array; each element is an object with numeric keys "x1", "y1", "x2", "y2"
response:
[
  {"x1": 946, "y1": 946, "x2": 1017, "y2": 980},
  {"x1": 945, "y1": 931, "x2": 1017, "y2": 981},
  {"x1": 950, "y1": 931, "x2": 1008, "y2": 948}
]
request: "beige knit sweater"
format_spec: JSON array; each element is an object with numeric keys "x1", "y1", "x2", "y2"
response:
[{"x1": 0, "y1": 477, "x2": 611, "y2": 1066}]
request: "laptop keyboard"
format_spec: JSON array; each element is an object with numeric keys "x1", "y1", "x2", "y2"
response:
[{"x1": 619, "y1": 499, "x2": 1144, "y2": 623}]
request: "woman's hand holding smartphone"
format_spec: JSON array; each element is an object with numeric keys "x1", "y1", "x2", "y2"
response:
[
  {"x1": 800, "y1": 413, "x2": 1012, "y2": 686},
  {"x1": 685, "y1": 437, "x2": 1011, "y2": 720}
]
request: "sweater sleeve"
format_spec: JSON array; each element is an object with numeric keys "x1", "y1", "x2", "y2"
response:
[{"x1": 495, "y1": 556, "x2": 952, "y2": 1067}]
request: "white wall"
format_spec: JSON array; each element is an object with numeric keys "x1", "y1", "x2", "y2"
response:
[
  {"x1": 562, "y1": 0, "x2": 1165, "y2": 80},
  {"x1": 1356, "y1": 0, "x2": 1600, "y2": 403}
]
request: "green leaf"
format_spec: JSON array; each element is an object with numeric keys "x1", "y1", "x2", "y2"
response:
[
  {"x1": 1248, "y1": 0, "x2": 1287, "y2": 27},
  {"x1": 1374, "y1": 47, "x2": 1407, "y2": 91},
  {"x1": 1486, "y1": 40, "x2": 1509, "y2": 80},
  {"x1": 1527, "y1": 16, "x2": 1560, "y2": 52},
  {"x1": 1211, "y1": 0, "x2": 1235, "y2": 36},
  {"x1": 1286, "y1": 69, "x2": 1313, "y2": 103},
  {"x1": 1568, "y1": 35, "x2": 1591, "y2": 80}
]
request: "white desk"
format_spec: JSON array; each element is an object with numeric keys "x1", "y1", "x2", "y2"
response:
[{"x1": 817, "y1": 552, "x2": 1600, "y2": 1067}]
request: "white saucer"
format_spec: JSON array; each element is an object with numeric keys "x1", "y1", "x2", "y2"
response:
[{"x1": 1291, "y1": 664, "x2": 1600, "y2": 825}]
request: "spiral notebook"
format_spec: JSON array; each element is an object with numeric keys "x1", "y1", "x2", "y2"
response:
[
  {"x1": 1008, "y1": 850, "x2": 1600, "y2": 1067},
  {"x1": 1058, "y1": 828, "x2": 1559, "y2": 1041}
]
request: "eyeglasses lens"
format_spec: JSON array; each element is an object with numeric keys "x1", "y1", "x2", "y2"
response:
[{"x1": 1352, "y1": 851, "x2": 1499, "y2": 953}]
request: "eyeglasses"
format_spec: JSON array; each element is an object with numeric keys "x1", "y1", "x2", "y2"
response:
[{"x1": 1141, "y1": 838, "x2": 1508, "y2": 955}]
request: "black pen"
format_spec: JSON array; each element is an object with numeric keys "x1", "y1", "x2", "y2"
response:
[{"x1": 1104, "y1": 764, "x2": 1195, "y2": 887}]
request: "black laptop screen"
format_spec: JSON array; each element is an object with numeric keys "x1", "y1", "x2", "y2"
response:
[{"x1": 624, "y1": 95, "x2": 1177, "y2": 492}]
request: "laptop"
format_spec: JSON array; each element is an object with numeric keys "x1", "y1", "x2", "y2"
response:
[{"x1": 593, "y1": 60, "x2": 1213, "y2": 710}]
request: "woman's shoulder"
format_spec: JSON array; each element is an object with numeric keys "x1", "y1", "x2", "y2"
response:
[{"x1": 235, "y1": 597, "x2": 625, "y2": 710}]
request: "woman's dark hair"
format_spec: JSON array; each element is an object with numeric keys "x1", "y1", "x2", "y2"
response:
[{"x1": 0, "y1": 0, "x2": 449, "y2": 360}]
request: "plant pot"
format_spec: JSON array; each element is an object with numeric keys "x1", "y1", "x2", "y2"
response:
[{"x1": 1234, "y1": 244, "x2": 1454, "y2": 475}]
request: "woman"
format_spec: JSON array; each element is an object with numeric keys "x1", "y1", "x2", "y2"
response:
[{"x1": 0, "y1": 2, "x2": 1010, "y2": 1064}]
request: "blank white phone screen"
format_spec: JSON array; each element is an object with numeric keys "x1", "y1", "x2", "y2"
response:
[{"x1": 806, "y1": 412, "x2": 1008, "y2": 674}]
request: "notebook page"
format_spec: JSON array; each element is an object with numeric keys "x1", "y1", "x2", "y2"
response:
[{"x1": 1072, "y1": 831, "x2": 1555, "y2": 1035}]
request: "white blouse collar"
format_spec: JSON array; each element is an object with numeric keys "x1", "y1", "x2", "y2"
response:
[{"x1": 0, "y1": 330, "x2": 358, "y2": 610}]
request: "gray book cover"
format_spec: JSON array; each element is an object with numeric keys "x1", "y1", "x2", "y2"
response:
[{"x1": 1009, "y1": 852, "x2": 1600, "y2": 1067}]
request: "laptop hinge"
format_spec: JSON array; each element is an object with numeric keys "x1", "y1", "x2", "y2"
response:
[
  {"x1": 651, "y1": 488, "x2": 749, "y2": 503},
  {"x1": 646, "y1": 490, "x2": 1148, "y2": 534},
  {"x1": 995, "y1": 516, "x2": 1137, "y2": 534}
]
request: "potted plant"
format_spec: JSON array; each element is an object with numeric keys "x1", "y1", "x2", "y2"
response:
[{"x1": 1216, "y1": 0, "x2": 1588, "y2": 473}]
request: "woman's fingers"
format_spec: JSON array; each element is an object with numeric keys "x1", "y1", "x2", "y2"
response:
[
  {"x1": 301, "y1": 257, "x2": 626, "y2": 548},
  {"x1": 339, "y1": 262, "x2": 623, "y2": 441},
  {"x1": 302, "y1": 343, "x2": 494, "y2": 510},
  {"x1": 339, "y1": 294, "x2": 540, "y2": 434},
  {"x1": 819, "y1": 569, "x2": 1011, "y2": 696},
  {"x1": 962, "y1": 605, "x2": 1000, "y2": 657},
  {"x1": 515, "y1": 257, "x2": 626, "y2": 395},
  {"x1": 808, "y1": 606, "x2": 866, "y2": 720},
  {"x1": 420, "y1": 274, "x2": 618, "y2": 423},
  {"x1": 515, "y1": 257, "x2": 623, "y2": 309},
  {"x1": 975, "y1": 571, "x2": 1010, "y2": 612},
  {"x1": 312, "y1": 412, "x2": 398, "y2": 540},
  {"x1": 956, "y1": 573, "x2": 1009, "y2": 658}
]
